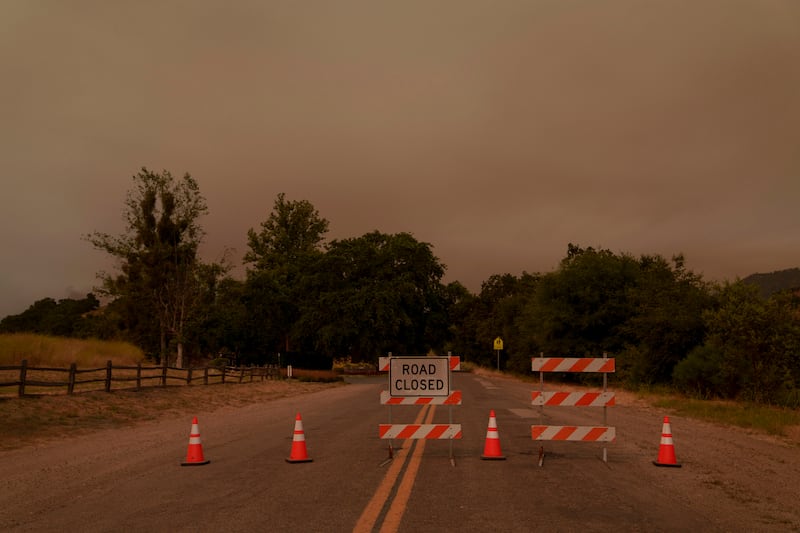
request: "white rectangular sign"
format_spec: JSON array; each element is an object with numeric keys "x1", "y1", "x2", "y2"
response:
[{"x1": 389, "y1": 357, "x2": 450, "y2": 397}]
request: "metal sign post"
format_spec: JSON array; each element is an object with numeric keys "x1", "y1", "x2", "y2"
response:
[{"x1": 493, "y1": 337, "x2": 504, "y2": 371}]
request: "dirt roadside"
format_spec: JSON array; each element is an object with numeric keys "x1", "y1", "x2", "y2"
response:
[
  {"x1": 2, "y1": 375, "x2": 799, "y2": 531},
  {"x1": 0, "y1": 379, "x2": 344, "y2": 451}
]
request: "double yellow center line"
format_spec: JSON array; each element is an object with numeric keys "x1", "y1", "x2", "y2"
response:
[{"x1": 353, "y1": 404, "x2": 436, "y2": 533}]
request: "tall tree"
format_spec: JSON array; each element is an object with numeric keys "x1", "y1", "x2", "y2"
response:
[
  {"x1": 619, "y1": 254, "x2": 713, "y2": 384},
  {"x1": 699, "y1": 282, "x2": 800, "y2": 403},
  {"x1": 86, "y1": 168, "x2": 208, "y2": 365},
  {"x1": 525, "y1": 245, "x2": 640, "y2": 357},
  {"x1": 244, "y1": 193, "x2": 329, "y2": 354},
  {"x1": 309, "y1": 231, "x2": 447, "y2": 361}
]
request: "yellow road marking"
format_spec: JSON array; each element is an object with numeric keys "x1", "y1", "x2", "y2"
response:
[
  {"x1": 353, "y1": 405, "x2": 435, "y2": 533},
  {"x1": 378, "y1": 405, "x2": 435, "y2": 533}
]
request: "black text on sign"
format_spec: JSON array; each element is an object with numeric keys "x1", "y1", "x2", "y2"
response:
[{"x1": 389, "y1": 357, "x2": 450, "y2": 397}]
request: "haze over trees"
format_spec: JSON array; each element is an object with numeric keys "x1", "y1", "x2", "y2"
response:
[{"x1": 2, "y1": 169, "x2": 798, "y2": 407}]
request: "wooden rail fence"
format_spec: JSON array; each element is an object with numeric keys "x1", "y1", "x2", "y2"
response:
[{"x1": 0, "y1": 359, "x2": 281, "y2": 397}]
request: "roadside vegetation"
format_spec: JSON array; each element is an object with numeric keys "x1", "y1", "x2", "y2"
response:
[
  {"x1": 650, "y1": 393, "x2": 800, "y2": 439},
  {"x1": 1, "y1": 167, "x2": 798, "y2": 418},
  {"x1": 0, "y1": 336, "x2": 797, "y2": 450},
  {"x1": 0, "y1": 334, "x2": 343, "y2": 451},
  {"x1": 0, "y1": 333, "x2": 144, "y2": 367}
]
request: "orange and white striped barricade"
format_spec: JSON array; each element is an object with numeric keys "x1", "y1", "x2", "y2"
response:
[
  {"x1": 380, "y1": 355, "x2": 461, "y2": 466},
  {"x1": 531, "y1": 391, "x2": 615, "y2": 407},
  {"x1": 532, "y1": 425, "x2": 616, "y2": 442},
  {"x1": 531, "y1": 357, "x2": 615, "y2": 373},
  {"x1": 379, "y1": 424, "x2": 462, "y2": 440},
  {"x1": 531, "y1": 354, "x2": 616, "y2": 465},
  {"x1": 380, "y1": 390, "x2": 462, "y2": 405},
  {"x1": 379, "y1": 354, "x2": 461, "y2": 372}
]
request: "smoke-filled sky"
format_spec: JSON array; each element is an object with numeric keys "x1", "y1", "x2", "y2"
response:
[{"x1": 2, "y1": 1, "x2": 799, "y2": 318}]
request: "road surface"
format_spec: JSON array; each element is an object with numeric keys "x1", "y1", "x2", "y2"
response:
[{"x1": 1, "y1": 371, "x2": 798, "y2": 532}]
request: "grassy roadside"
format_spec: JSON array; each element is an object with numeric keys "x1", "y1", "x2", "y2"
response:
[
  {"x1": 0, "y1": 333, "x2": 349, "y2": 451},
  {"x1": 2, "y1": 336, "x2": 797, "y2": 450},
  {"x1": 647, "y1": 393, "x2": 800, "y2": 441},
  {"x1": 473, "y1": 366, "x2": 800, "y2": 444},
  {"x1": 0, "y1": 333, "x2": 144, "y2": 367}
]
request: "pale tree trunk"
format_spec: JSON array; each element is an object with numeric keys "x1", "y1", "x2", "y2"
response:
[
  {"x1": 160, "y1": 328, "x2": 168, "y2": 366},
  {"x1": 173, "y1": 299, "x2": 186, "y2": 368}
]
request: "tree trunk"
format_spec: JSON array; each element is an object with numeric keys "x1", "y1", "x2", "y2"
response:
[
  {"x1": 160, "y1": 328, "x2": 168, "y2": 366},
  {"x1": 176, "y1": 342, "x2": 184, "y2": 369}
]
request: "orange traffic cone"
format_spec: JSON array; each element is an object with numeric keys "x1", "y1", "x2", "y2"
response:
[
  {"x1": 481, "y1": 410, "x2": 506, "y2": 460},
  {"x1": 181, "y1": 417, "x2": 210, "y2": 466},
  {"x1": 286, "y1": 412, "x2": 313, "y2": 463},
  {"x1": 653, "y1": 416, "x2": 681, "y2": 467}
]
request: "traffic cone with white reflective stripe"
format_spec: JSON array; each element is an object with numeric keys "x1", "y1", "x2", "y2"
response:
[
  {"x1": 653, "y1": 416, "x2": 681, "y2": 467},
  {"x1": 481, "y1": 410, "x2": 506, "y2": 460},
  {"x1": 181, "y1": 417, "x2": 210, "y2": 466},
  {"x1": 286, "y1": 412, "x2": 313, "y2": 463}
]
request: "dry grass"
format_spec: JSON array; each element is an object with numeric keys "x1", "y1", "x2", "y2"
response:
[
  {"x1": 650, "y1": 394, "x2": 800, "y2": 440},
  {"x1": 0, "y1": 333, "x2": 144, "y2": 367},
  {"x1": 0, "y1": 334, "x2": 347, "y2": 451}
]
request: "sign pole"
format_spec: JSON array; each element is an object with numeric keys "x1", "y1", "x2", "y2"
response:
[
  {"x1": 603, "y1": 352, "x2": 608, "y2": 464},
  {"x1": 493, "y1": 337, "x2": 504, "y2": 371},
  {"x1": 387, "y1": 353, "x2": 394, "y2": 462},
  {"x1": 448, "y1": 362, "x2": 455, "y2": 466},
  {"x1": 538, "y1": 352, "x2": 545, "y2": 466}
]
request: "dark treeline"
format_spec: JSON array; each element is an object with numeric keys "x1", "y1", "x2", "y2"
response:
[
  {"x1": 2, "y1": 169, "x2": 799, "y2": 407},
  {"x1": 0, "y1": 294, "x2": 102, "y2": 338}
]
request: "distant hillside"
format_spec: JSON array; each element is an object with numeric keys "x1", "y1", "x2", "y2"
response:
[{"x1": 742, "y1": 268, "x2": 800, "y2": 298}]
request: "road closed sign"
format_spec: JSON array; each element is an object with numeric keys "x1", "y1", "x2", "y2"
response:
[{"x1": 389, "y1": 357, "x2": 450, "y2": 397}]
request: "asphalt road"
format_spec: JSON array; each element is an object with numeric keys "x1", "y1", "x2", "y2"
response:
[{"x1": 1, "y1": 371, "x2": 798, "y2": 532}]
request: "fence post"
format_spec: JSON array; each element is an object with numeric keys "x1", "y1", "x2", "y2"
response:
[
  {"x1": 68, "y1": 363, "x2": 76, "y2": 394},
  {"x1": 187, "y1": 366, "x2": 193, "y2": 385},
  {"x1": 105, "y1": 360, "x2": 112, "y2": 392},
  {"x1": 136, "y1": 362, "x2": 142, "y2": 390},
  {"x1": 162, "y1": 359, "x2": 168, "y2": 387},
  {"x1": 204, "y1": 366, "x2": 209, "y2": 385},
  {"x1": 18, "y1": 359, "x2": 27, "y2": 397},
  {"x1": 221, "y1": 366, "x2": 226, "y2": 384}
]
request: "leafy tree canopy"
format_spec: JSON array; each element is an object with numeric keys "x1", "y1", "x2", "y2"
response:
[
  {"x1": 308, "y1": 231, "x2": 447, "y2": 361},
  {"x1": 85, "y1": 168, "x2": 210, "y2": 364},
  {"x1": 0, "y1": 294, "x2": 100, "y2": 338}
]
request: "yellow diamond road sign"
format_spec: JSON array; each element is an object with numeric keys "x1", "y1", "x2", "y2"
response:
[{"x1": 493, "y1": 337, "x2": 503, "y2": 350}]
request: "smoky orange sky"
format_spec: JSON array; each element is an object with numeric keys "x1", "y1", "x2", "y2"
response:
[{"x1": 2, "y1": 1, "x2": 799, "y2": 318}]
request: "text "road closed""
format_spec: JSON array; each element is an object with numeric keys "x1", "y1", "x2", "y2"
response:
[{"x1": 389, "y1": 357, "x2": 450, "y2": 397}]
